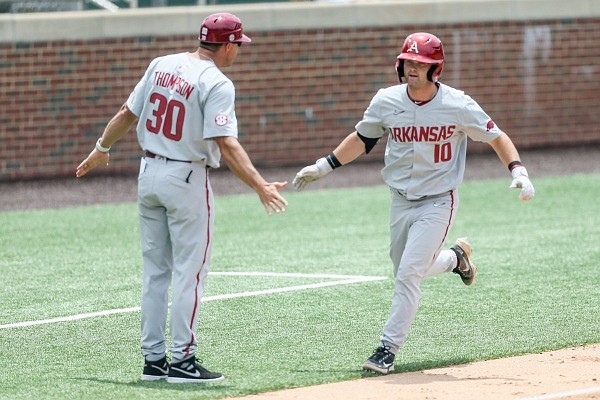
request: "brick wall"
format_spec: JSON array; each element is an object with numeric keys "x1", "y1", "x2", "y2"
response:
[{"x1": 1, "y1": 18, "x2": 599, "y2": 180}]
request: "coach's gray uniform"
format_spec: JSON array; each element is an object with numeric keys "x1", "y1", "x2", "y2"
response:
[
  {"x1": 126, "y1": 52, "x2": 237, "y2": 361},
  {"x1": 356, "y1": 82, "x2": 500, "y2": 352}
]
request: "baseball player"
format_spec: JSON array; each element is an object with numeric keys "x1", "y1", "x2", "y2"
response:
[
  {"x1": 293, "y1": 32, "x2": 535, "y2": 374},
  {"x1": 76, "y1": 13, "x2": 288, "y2": 383}
]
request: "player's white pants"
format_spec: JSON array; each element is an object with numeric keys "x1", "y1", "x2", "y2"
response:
[
  {"x1": 380, "y1": 189, "x2": 459, "y2": 354},
  {"x1": 137, "y1": 156, "x2": 214, "y2": 362}
]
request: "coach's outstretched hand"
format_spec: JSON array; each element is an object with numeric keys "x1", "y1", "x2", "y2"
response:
[
  {"x1": 257, "y1": 181, "x2": 288, "y2": 215},
  {"x1": 293, "y1": 157, "x2": 334, "y2": 191},
  {"x1": 76, "y1": 149, "x2": 110, "y2": 178},
  {"x1": 509, "y1": 166, "x2": 535, "y2": 201}
]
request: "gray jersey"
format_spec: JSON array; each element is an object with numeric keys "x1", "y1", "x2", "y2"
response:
[
  {"x1": 127, "y1": 52, "x2": 238, "y2": 168},
  {"x1": 356, "y1": 83, "x2": 501, "y2": 199}
]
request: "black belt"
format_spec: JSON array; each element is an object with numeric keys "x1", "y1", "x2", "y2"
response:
[{"x1": 145, "y1": 151, "x2": 191, "y2": 164}]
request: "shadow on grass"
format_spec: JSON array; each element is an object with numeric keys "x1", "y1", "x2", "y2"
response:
[
  {"x1": 70, "y1": 356, "x2": 499, "y2": 396},
  {"x1": 359, "y1": 356, "x2": 478, "y2": 378},
  {"x1": 70, "y1": 377, "x2": 233, "y2": 393}
]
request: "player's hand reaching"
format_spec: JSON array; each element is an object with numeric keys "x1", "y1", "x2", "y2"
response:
[
  {"x1": 293, "y1": 158, "x2": 333, "y2": 191},
  {"x1": 76, "y1": 149, "x2": 110, "y2": 178},
  {"x1": 509, "y1": 166, "x2": 535, "y2": 201},
  {"x1": 258, "y1": 181, "x2": 288, "y2": 215}
]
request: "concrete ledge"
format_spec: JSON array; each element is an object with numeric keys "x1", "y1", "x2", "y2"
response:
[{"x1": 1, "y1": 0, "x2": 599, "y2": 42}]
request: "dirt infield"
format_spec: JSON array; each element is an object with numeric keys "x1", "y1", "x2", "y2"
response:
[{"x1": 228, "y1": 345, "x2": 600, "y2": 400}]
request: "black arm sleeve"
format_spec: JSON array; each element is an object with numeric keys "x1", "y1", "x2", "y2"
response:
[{"x1": 356, "y1": 132, "x2": 380, "y2": 154}]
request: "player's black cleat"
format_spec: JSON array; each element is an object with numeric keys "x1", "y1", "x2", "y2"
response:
[
  {"x1": 362, "y1": 345, "x2": 395, "y2": 374},
  {"x1": 141, "y1": 356, "x2": 169, "y2": 381},
  {"x1": 451, "y1": 237, "x2": 477, "y2": 286},
  {"x1": 167, "y1": 357, "x2": 224, "y2": 383}
]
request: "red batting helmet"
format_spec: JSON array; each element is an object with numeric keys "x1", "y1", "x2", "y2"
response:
[
  {"x1": 395, "y1": 32, "x2": 444, "y2": 82},
  {"x1": 199, "y1": 13, "x2": 252, "y2": 44}
]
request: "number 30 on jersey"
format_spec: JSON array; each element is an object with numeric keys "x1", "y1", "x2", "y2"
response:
[{"x1": 146, "y1": 92, "x2": 185, "y2": 141}]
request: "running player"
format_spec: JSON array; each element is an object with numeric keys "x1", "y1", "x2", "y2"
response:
[{"x1": 293, "y1": 32, "x2": 534, "y2": 374}]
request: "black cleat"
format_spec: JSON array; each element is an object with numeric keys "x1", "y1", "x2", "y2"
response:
[
  {"x1": 141, "y1": 356, "x2": 169, "y2": 381},
  {"x1": 362, "y1": 345, "x2": 395, "y2": 374},
  {"x1": 452, "y1": 237, "x2": 477, "y2": 286},
  {"x1": 167, "y1": 357, "x2": 224, "y2": 383}
]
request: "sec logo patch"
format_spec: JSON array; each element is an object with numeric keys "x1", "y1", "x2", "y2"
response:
[{"x1": 215, "y1": 114, "x2": 228, "y2": 126}]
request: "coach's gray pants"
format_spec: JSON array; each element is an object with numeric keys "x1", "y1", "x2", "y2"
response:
[{"x1": 137, "y1": 156, "x2": 213, "y2": 362}]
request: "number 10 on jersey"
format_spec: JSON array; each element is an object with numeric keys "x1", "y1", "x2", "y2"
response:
[{"x1": 434, "y1": 142, "x2": 451, "y2": 163}]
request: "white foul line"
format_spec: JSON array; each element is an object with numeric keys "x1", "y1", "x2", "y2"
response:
[
  {"x1": 0, "y1": 272, "x2": 386, "y2": 329},
  {"x1": 212, "y1": 272, "x2": 382, "y2": 280},
  {"x1": 518, "y1": 386, "x2": 600, "y2": 400}
]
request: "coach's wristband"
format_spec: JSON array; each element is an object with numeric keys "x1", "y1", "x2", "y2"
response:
[{"x1": 95, "y1": 138, "x2": 111, "y2": 153}]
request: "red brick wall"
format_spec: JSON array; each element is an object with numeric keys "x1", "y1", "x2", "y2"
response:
[{"x1": 1, "y1": 18, "x2": 599, "y2": 181}]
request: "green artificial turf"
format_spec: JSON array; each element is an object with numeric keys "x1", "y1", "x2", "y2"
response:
[{"x1": 0, "y1": 174, "x2": 598, "y2": 399}]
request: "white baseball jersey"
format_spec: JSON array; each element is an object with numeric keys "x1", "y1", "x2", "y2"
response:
[
  {"x1": 356, "y1": 83, "x2": 501, "y2": 199},
  {"x1": 127, "y1": 52, "x2": 238, "y2": 168}
]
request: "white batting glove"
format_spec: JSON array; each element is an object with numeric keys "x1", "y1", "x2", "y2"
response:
[
  {"x1": 293, "y1": 157, "x2": 333, "y2": 191},
  {"x1": 509, "y1": 166, "x2": 535, "y2": 201}
]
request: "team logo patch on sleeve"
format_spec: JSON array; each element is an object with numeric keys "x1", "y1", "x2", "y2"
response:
[
  {"x1": 215, "y1": 114, "x2": 229, "y2": 126},
  {"x1": 486, "y1": 120, "x2": 495, "y2": 131}
]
